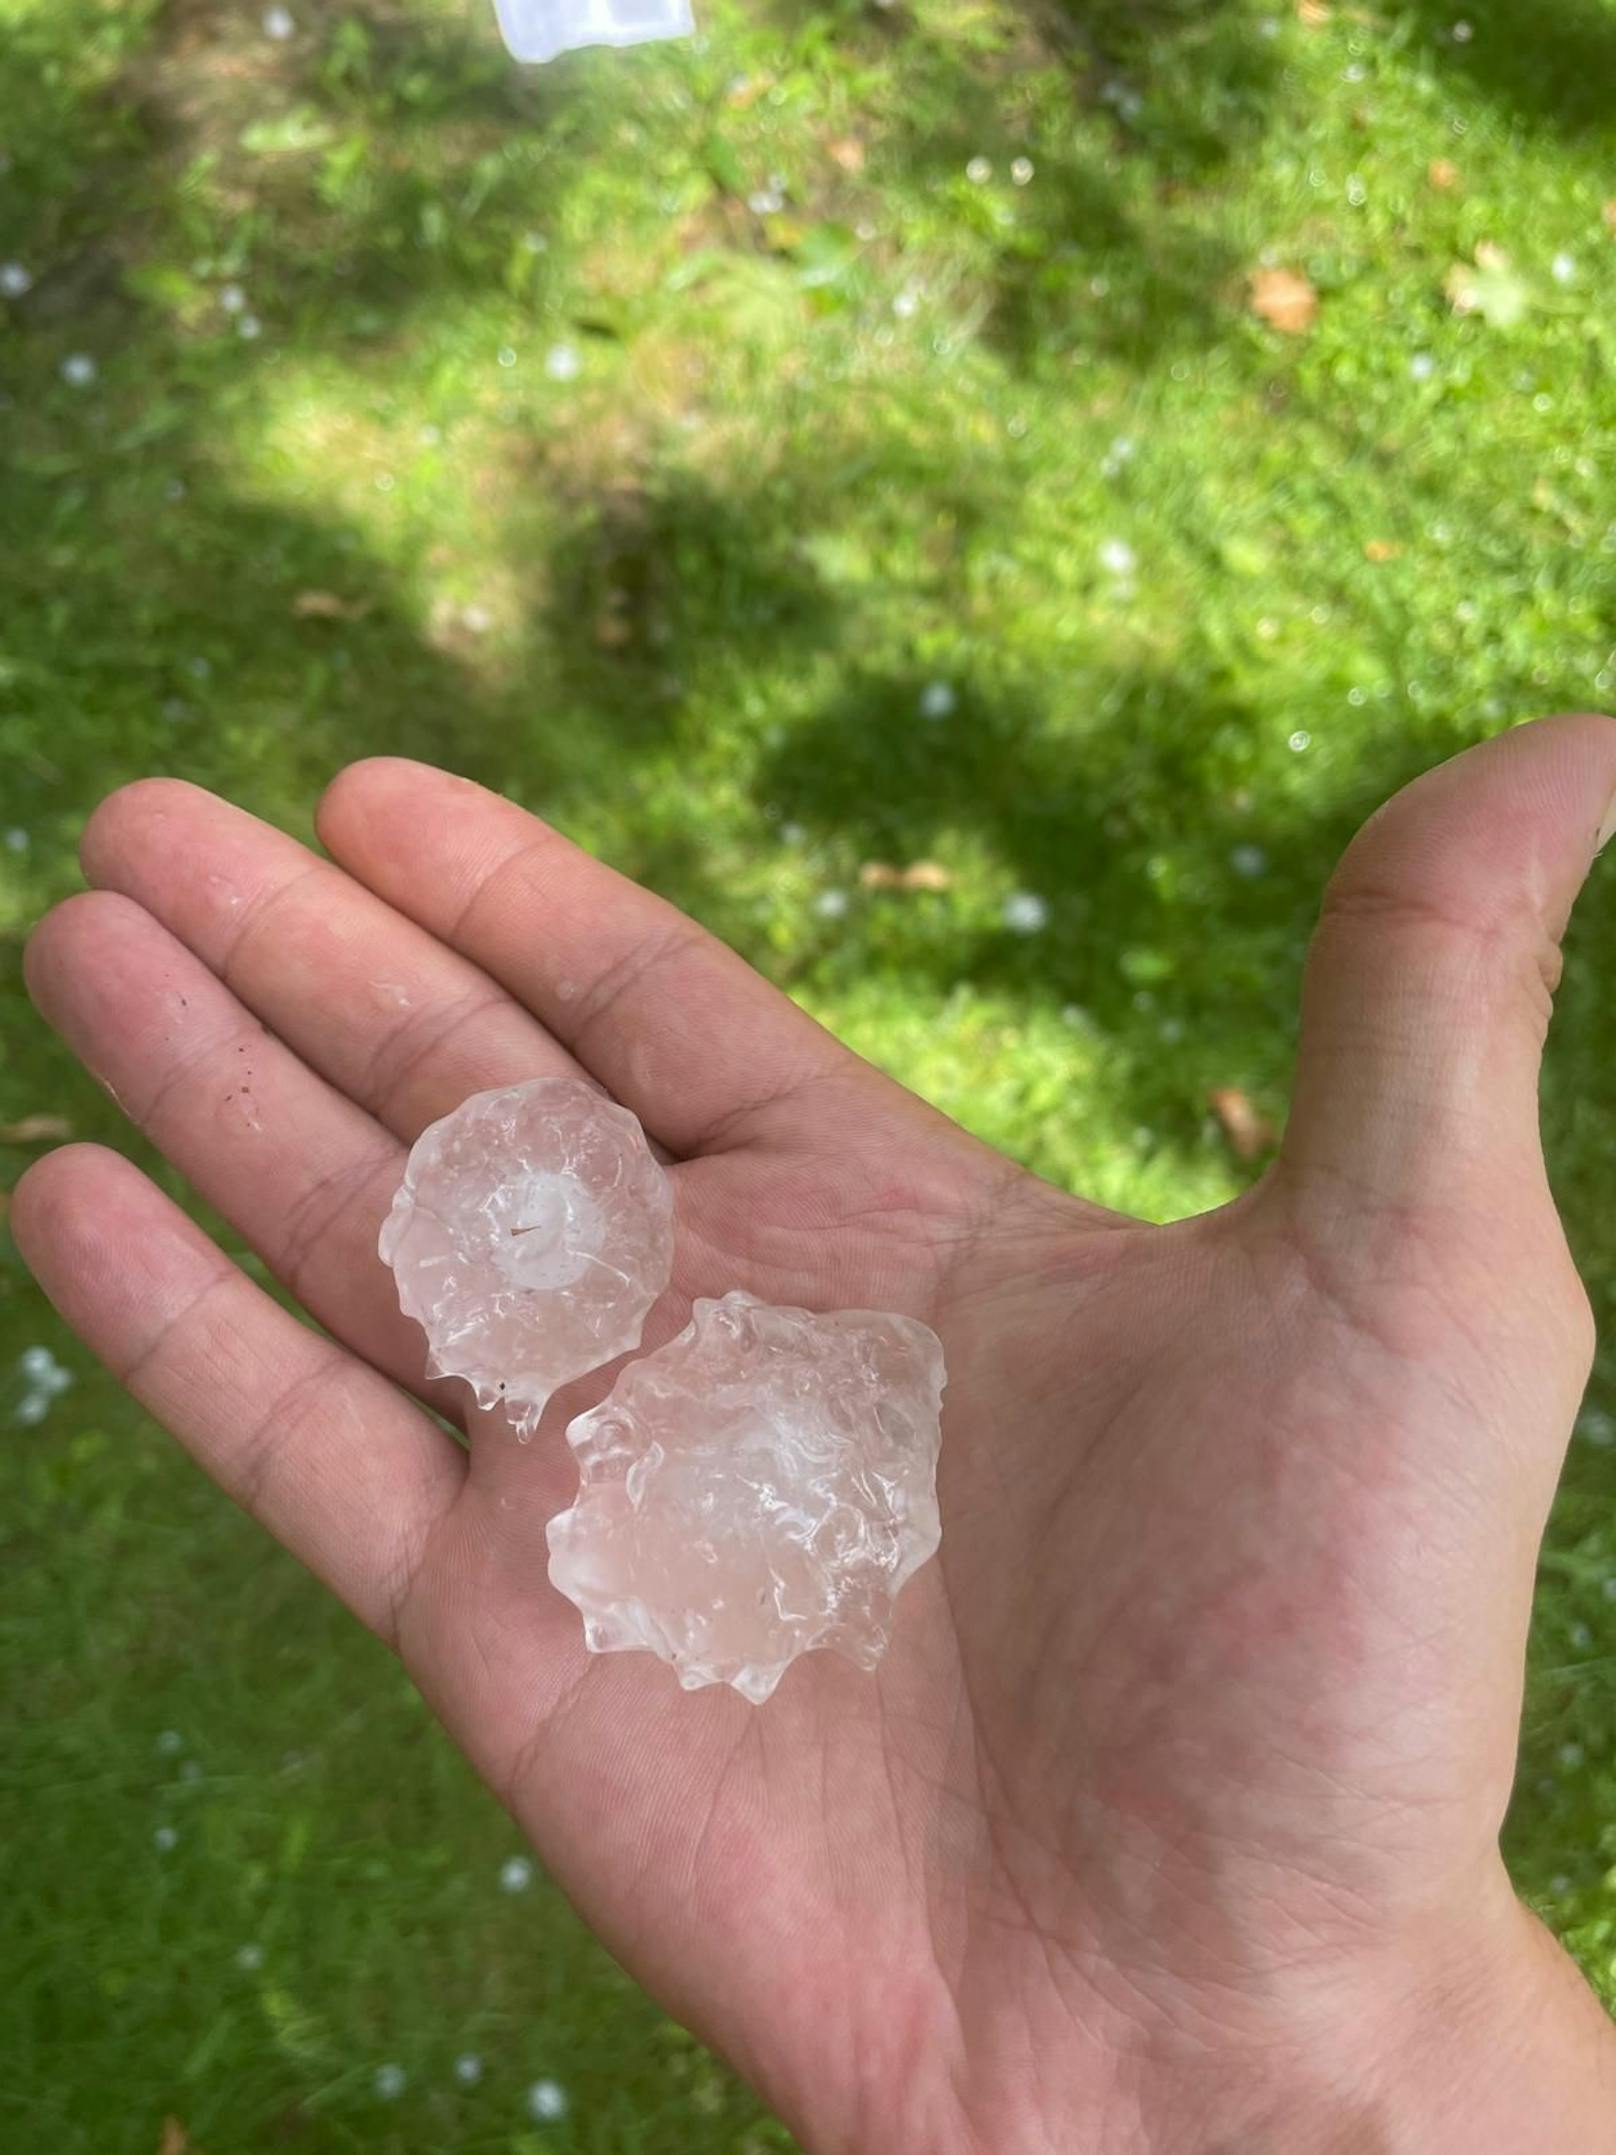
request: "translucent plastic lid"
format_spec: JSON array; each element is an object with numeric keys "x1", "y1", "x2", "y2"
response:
[{"x1": 493, "y1": 0, "x2": 693, "y2": 63}]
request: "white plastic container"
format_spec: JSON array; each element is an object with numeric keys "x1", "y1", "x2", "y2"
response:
[{"x1": 493, "y1": 0, "x2": 692, "y2": 63}]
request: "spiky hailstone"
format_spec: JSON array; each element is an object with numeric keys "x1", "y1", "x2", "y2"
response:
[
  {"x1": 548, "y1": 1291, "x2": 946, "y2": 1703},
  {"x1": 380, "y1": 1077, "x2": 674, "y2": 1435}
]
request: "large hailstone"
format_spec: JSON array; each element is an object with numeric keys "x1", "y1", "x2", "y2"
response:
[
  {"x1": 380, "y1": 1077, "x2": 674, "y2": 1434},
  {"x1": 548, "y1": 1291, "x2": 946, "y2": 1703}
]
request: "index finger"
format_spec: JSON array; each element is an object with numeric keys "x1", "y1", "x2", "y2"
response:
[{"x1": 316, "y1": 758, "x2": 876, "y2": 1159}]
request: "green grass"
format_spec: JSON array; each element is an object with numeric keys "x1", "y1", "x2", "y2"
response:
[{"x1": 3, "y1": 0, "x2": 1616, "y2": 2142}]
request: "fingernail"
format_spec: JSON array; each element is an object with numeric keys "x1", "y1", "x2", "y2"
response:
[{"x1": 1601, "y1": 795, "x2": 1616, "y2": 853}]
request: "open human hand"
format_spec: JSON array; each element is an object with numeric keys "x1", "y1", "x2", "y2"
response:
[{"x1": 16, "y1": 718, "x2": 1616, "y2": 2153}]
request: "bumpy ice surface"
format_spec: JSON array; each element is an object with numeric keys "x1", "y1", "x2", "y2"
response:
[
  {"x1": 380, "y1": 1077, "x2": 674, "y2": 1435},
  {"x1": 493, "y1": 0, "x2": 692, "y2": 65},
  {"x1": 548, "y1": 1291, "x2": 946, "y2": 1702}
]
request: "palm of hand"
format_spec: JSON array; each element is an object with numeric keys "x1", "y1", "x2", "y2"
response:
[{"x1": 16, "y1": 723, "x2": 1616, "y2": 2154}]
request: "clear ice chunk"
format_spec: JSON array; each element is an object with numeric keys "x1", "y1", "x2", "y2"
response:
[
  {"x1": 380, "y1": 1077, "x2": 674, "y2": 1435},
  {"x1": 548, "y1": 1290, "x2": 946, "y2": 1703},
  {"x1": 492, "y1": 0, "x2": 692, "y2": 65}
]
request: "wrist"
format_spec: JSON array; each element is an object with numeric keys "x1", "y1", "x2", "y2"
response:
[
  {"x1": 793, "y1": 1879, "x2": 1616, "y2": 2155},
  {"x1": 1101, "y1": 1887, "x2": 1616, "y2": 2155}
]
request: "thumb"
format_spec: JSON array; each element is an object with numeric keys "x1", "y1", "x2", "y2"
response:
[{"x1": 1281, "y1": 713, "x2": 1616, "y2": 1244}]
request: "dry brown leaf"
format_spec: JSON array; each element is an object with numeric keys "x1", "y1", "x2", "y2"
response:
[
  {"x1": 1427, "y1": 158, "x2": 1460, "y2": 192},
  {"x1": 1248, "y1": 266, "x2": 1319, "y2": 334},
  {"x1": 1296, "y1": 0, "x2": 1331, "y2": 23},
  {"x1": 0, "y1": 1115, "x2": 72, "y2": 1143},
  {"x1": 900, "y1": 861, "x2": 953, "y2": 892},
  {"x1": 1209, "y1": 1088, "x2": 1277, "y2": 1163},
  {"x1": 158, "y1": 2121, "x2": 190, "y2": 2155},
  {"x1": 292, "y1": 590, "x2": 371, "y2": 621},
  {"x1": 825, "y1": 136, "x2": 866, "y2": 175},
  {"x1": 859, "y1": 861, "x2": 953, "y2": 892},
  {"x1": 1363, "y1": 538, "x2": 1403, "y2": 562}
]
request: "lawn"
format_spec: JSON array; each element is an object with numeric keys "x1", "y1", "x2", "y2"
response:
[{"x1": 3, "y1": 0, "x2": 1616, "y2": 2145}]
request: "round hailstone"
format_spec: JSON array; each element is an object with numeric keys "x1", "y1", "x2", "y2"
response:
[
  {"x1": 1002, "y1": 891, "x2": 1049, "y2": 933},
  {"x1": 380, "y1": 1077, "x2": 674, "y2": 1436},
  {"x1": 549, "y1": 1290, "x2": 946, "y2": 1704},
  {"x1": 0, "y1": 262, "x2": 33, "y2": 298},
  {"x1": 454, "y1": 2053, "x2": 483, "y2": 2085},
  {"x1": 527, "y1": 2081, "x2": 568, "y2": 2121}
]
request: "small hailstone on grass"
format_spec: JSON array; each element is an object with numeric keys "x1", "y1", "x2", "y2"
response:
[
  {"x1": 263, "y1": 5, "x2": 296, "y2": 37},
  {"x1": 545, "y1": 344, "x2": 581, "y2": 383},
  {"x1": 1288, "y1": 730, "x2": 1311, "y2": 753},
  {"x1": 0, "y1": 262, "x2": 32, "y2": 298},
  {"x1": 747, "y1": 187, "x2": 785, "y2": 215},
  {"x1": 499, "y1": 1855, "x2": 534, "y2": 1893},
  {"x1": 4, "y1": 826, "x2": 29, "y2": 851},
  {"x1": 891, "y1": 288, "x2": 919, "y2": 319},
  {"x1": 1098, "y1": 537, "x2": 1136, "y2": 577},
  {"x1": 1010, "y1": 157, "x2": 1034, "y2": 186},
  {"x1": 153, "y1": 1824, "x2": 179, "y2": 1852},
  {"x1": 1579, "y1": 1408, "x2": 1616, "y2": 1447},
  {"x1": 497, "y1": 347, "x2": 517, "y2": 369},
  {"x1": 156, "y1": 1729, "x2": 183, "y2": 1756},
  {"x1": 1451, "y1": 18, "x2": 1473, "y2": 39},
  {"x1": 919, "y1": 680, "x2": 955, "y2": 720},
  {"x1": 1002, "y1": 892, "x2": 1049, "y2": 933},
  {"x1": 236, "y1": 1943, "x2": 265, "y2": 1971},
  {"x1": 1558, "y1": 1741, "x2": 1585, "y2": 1770},
  {"x1": 374, "y1": 2064, "x2": 406, "y2": 2100},
  {"x1": 527, "y1": 2080, "x2": 568, "y2": 2121},
  {"x1": 1230, "y1": 844, "x2": 1269, "y2": 879},
  {"x1": 60, "y1": 353, "x2": 97, "y2": 386},
  {"x1": 1551, "y1": 253, "x2": 1576, "y2": 285},
  {"x1": 779, "y1": 821, "x2": 805, "y2": 845},
  {"x1": 237, "y1": 314, "x2": 262, "y2": 340},
  {"x1": 218, "y1": 283, "x2": 247, "y2": 314},
  {"x1": 1571, "y1": 1622, "x2": 1594, "y2": 1652},
  {"x1": 454, "y1": 2054, "x2": 483, "y2": 2086},
  {"x1": 1409, "y1": 352, "x2": 1436, "y2": 381},
  {"x1": 813, "y1": 888, "x2": 850, "y2": 920},
  {"x1": 965, "y1": 156, "x2": 992, "y2": 184}
]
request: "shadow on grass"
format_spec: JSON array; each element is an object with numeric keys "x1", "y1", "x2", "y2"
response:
[
  {"x1": 1387, "y1": 0, "x2": 1616, "y2": 138},
  {"x1": 750, "y1": 660, "x2": 1449, "y2": 1144}
]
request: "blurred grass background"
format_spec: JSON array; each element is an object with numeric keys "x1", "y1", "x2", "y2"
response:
[{"x1": 3, "y1": 0, "x2": 1616, "y2": 2145}]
